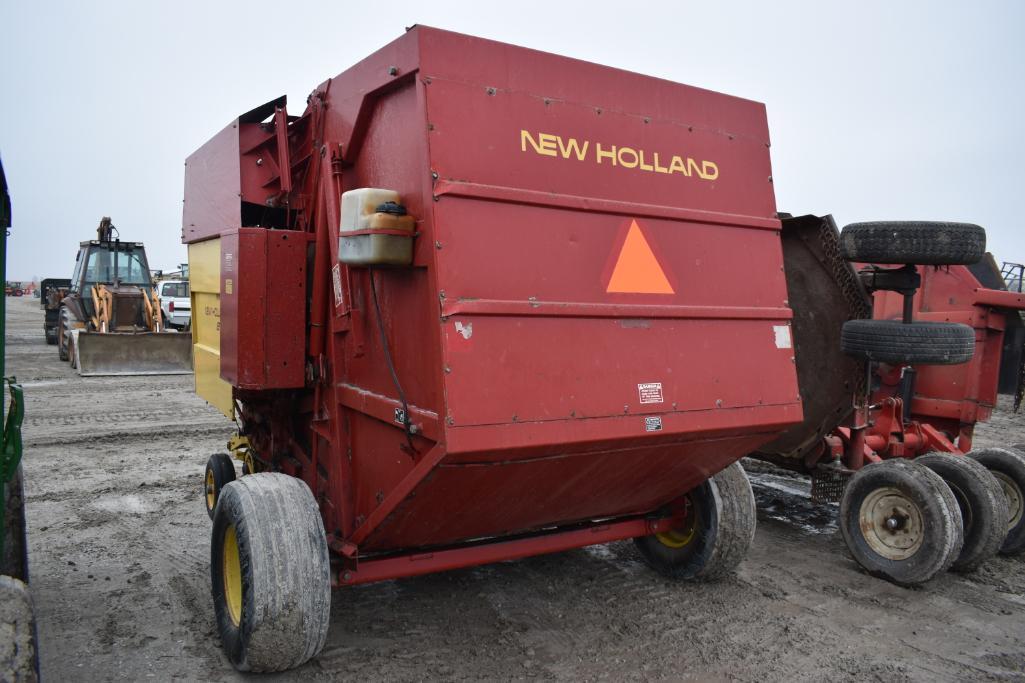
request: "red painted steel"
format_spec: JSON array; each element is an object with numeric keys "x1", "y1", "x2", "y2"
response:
[
  {"x1": 183, "y1": 27, "x2": 801, "y2": 579},
  {"x1": 219, "y1": 229, "x2": 309, "y2": 389},
  {"x1": 837, "y1": 264, "x2": 1025, "y2": 465},
  {"x1": 335, "y1": 514, "x2": 679, "y2": 586}
]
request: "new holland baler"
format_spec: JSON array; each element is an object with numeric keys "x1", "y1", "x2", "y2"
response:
[{"x1": 184, "y1": 27, "x2": 803, "y2": 671}]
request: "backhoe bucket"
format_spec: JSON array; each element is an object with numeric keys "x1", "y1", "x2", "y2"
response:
[{"x1": 72, "y1": 331, "x2": 193, "y2": 376}]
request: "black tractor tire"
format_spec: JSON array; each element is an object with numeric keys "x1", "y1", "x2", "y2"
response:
[
  {"x1": 204, "y1": 453, "x2": 236, "y2": 520},
  {"x1": 0, "y1": 575, "x2": 39, "y2": 681},
  {"x1": 916, "y1": 453, "x2": 1008, "y2": 572},
  {"x1": 839, "y1": 221, "x2": 986, "y2": 265},
  {"x1": 1, "y1": 464, "x2": 29, "y2": 582},
  {"x1": 211, "y1": 473, "x2": 331, "y2": 672},
  {"x1": 57, "y1": 308, "x2": 72, "y2": 362},
  {"x1": 44, "y1": 327, "x2": 57, "y2": 345},
  {"x1": 841, "y1": 319, "x2": 974, "y2": 365},
  {"x1": 634, "y1": 461, "x2": 756, "y2": 581},
  {"x1": 971, "y1": 448, "x2": 1025, "y2": 556},
  {"x1": 839, "y1": 459, "x2": 963, "y2": 586}
]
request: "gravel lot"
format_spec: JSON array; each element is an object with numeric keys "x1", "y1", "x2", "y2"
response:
[{"x1": 6, "y1": 295, "x2": 1025, "y2": 681}]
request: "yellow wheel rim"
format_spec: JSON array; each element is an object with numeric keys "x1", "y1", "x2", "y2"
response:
[
  {"x1": 205, "y1": 469, "x2": 216, "y2": 512},
  {"x1": 244, "y1": 453, "x2": 256, "y2": 475},
  {"x1": 222, "y1": 524, "x2": 243, "y2": 627},
  {"x1": 655, "y1": 505, "x2": 698, "y2": 549}
]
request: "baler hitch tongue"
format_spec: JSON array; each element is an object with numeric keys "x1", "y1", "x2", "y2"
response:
[{"x1": 73, "y1": 331, "x2": 194, "y2": 376}]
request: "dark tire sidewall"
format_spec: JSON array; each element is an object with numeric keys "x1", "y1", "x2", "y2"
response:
[
  {"x1": 840, "y1": 461, "x2": 960, "y2": 586},
  {"x1": 916, "y1": 454, "x2": 1006, "y2": 571},
  {"x1": 211, "y1": 485, "x2": 253, "y2": 671},
  {"x1": 205, "y1": 454, "x2": 236, "y2": 519},
  {"x1": 635, "y1": 480, "x2": 719, "y2": 580},
  {"x1": 972, "y1": 448, "x2": 1025, "y2": 555}
]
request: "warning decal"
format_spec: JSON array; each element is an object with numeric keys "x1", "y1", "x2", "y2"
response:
[
  {"x1": 606, "y1": 220, "x2": 675, "y2": 294},
  {"x1": 332, "y1": 264, "x2": 343, "y2": 308},
  {"x1": 638, "y1": 382, "x2": 664, "y2": 404}
]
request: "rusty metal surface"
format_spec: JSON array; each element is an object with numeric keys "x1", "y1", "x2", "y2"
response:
[{"x1": 753, "y1": 214, "x2": 869, "y2": 467}]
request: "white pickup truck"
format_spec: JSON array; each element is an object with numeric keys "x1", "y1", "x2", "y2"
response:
[{"x1": 156, "y1": 279, "x2": 191, "y2": 330}]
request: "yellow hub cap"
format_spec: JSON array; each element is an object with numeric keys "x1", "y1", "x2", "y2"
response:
[
  {"x1": 244, "y1": 453, "x2": 256, "y2": 475},
  {"x1": 205, "y1": 470, "x2": 216, "y2": 512},
  {"x1": 655, "y1": 505, "x2": 698, "y2": 549},
  {"x1": 223, "y1": 525, "x2": 243, "y2": 627},
  {"x1": 859, "y1": 486, "x2": 924, "y2": 561}
]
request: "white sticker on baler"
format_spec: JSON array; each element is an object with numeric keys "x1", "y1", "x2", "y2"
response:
[
  {"x1": 645, "y1": 416, "x2": 663, "y2": 432},
  {"x1": 332, "y1": 264, "x2": 342, "y2": 308},
  {"x1": 638, "y1": 382, "x2": 663, "y2": 404},
  {"x1": 773, "y1": 325, "x2": 792, "y2": 349}
]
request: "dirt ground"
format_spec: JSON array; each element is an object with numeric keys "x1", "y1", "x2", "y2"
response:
[{"x1": 5, "y1": 295, "x2": 1025, "y2": 682}]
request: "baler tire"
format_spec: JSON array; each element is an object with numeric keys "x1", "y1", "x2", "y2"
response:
[
  {"x1": 204, "y1": 453, "x2": 236, "y2": 520},
  {"x1": 839, "y1": 221, "x2": 986, "y2": 265},
  {"x1": 970, "y1": 448, "x2": 1025, "y2": 555},
  {"x1": 916, "y1": 453, "x2": 1008, "y2": 572},
  {"x1": 634, "y1": 461, "x2": 756, "y2": 581},
  {"x1": 210, "y1": 473, "x2": 331, "y2": 673},
  {"x1": 839, "y1": 460, "x2": 963, "y2": 586},
  {"x1": 841, "y1": 320, "x2": 975, "y2": 365}
]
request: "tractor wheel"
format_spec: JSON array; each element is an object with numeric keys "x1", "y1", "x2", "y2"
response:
[
  {"x1": 57, "y1": 308, "x2": 72, "y2": 362},
  {"x1": 971, "y1": 448, "x2": 1025, "y2": 555},
  {"x1": 840, "y1": 460, "x2": 963, "y2": 586},
  {"x1": 841, "y1": 319, "x2": 975, "y2": 365},
  {"x1": 916, "y1": 453, "x2": 1008, "y2": 572},
  {"x1": 204, "y1": 453, "x2": 236, "y2": 520},
  {"x1": 44, "y1": 328, "x2": 57, "y2": 345},
  {"x1": 634, "y1": 461, "x2": 756, "y2": 581},
  {"x1": 839, "y1": 221, "x2": 986, "y2": 265},
  {"x1": 1, "y1": 464, "x2": 29, "y2": 581},
  {"x1": 211, "y1": 474, "x2": 331, "y2": 672}
]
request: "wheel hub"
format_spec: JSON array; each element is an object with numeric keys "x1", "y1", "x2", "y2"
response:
[
  {"x1": 205, "y1": 470, "x2": 216, "y2": 512},
  {"x1": 993, "y1": 471, "x2": 1023, "y2": 529},
  {"x1": 222, "y1": 524, "x2": 243, "y2": 627},
  {"x1": 655, "y1": 497, "x2": 698, "y2": 549},
  {"x1": 859, "y1": 486, "x2": 924, "y2": 560}
]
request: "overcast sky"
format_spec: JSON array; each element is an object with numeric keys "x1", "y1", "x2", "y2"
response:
[{"x1": 2, "y1": 1, "x2": 1023, "y2": 281}]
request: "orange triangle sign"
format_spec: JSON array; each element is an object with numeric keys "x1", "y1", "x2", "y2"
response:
[{"x1": 606, "y1": 220, "x2": 675, "y2": 294}]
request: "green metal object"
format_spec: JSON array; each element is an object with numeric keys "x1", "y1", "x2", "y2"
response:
[
  {"x1": 1, "y1": 156, "x2": 26, "y2": 564},
  {"x1": 0, "y1": 379, "x2": 25, "y2": 562}
]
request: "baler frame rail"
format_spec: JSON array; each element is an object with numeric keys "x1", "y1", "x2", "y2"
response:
[{"x1": 330, "y1": 511, "x2": 682, "y2": 586}]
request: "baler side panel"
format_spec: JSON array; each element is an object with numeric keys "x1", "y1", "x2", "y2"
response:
[
  {"x1": 354, "y1": 29, "x2": 801, "y2": 550},
  {"x1": 182, "y1": 122, "x2": 242, "y2": 245}
]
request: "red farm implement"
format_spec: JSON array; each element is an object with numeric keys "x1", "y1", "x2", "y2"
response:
[{"x1": 184, "y1": 27, "x2": 798, "y2": 671}]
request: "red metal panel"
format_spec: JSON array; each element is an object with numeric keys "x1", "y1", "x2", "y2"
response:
[
  {"x1": 362, "y1": 432, "x2": 774, "y2": 551},
  {"x1": 219, "y1": 228, "x2": 307, "y2": 389},
  {"x1": 182, "y1": 121, "x2": 241, "y2": 244},
  {"x1": 419, "y1": 30, "x2": 775, "y2": 221}
]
